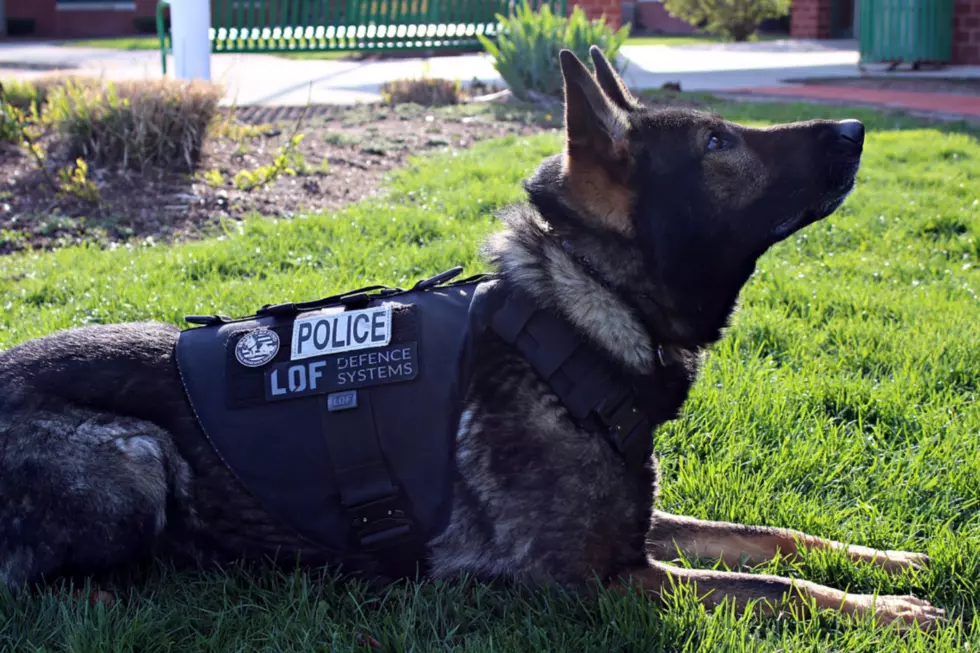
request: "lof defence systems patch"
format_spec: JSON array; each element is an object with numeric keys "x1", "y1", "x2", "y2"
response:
[{"x1": 265, "y1": 342, "x2": 418, "y2": 402}]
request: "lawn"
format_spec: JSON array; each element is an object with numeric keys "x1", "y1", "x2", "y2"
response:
[
  {"x1": 68, "y1": 35, "x2": 163, "y2": 50},
  {"x1": 624, "y1": 33, "x2": 784, "y2": 46},
  {"x1": 1, "y1": 98, "x2": 979, "y2": 651}
]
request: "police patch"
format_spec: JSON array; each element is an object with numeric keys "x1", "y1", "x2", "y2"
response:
[
  {"x1": 235, "y1": 329, "x2": 280, "y2": 368},
  {"x1": 265, "y1": 342, "x2": 418, "y2": 402},
  {"x1": 290, "y1": 305, "x2": 392, "y2": 361}
]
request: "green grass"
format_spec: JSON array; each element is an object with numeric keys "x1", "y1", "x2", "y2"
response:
[
  {"x1": 62, "y1": 36, "x2": 353, "y2": 59},
  {"x1": 63, "y1": 34, "x2": 350, "y2": 61},
  {"x1": 2, "y1": 100, "x2": 980, "y2": 651},
  {"x1": 272, "y1": 49, "x2": 360, "y2": 60},
  {"x1": 67, "y1": 36, "x2": 162, "y2": 50},
  {"x1": 625, "y1": 33, "x2": 784, "y2": 46}
]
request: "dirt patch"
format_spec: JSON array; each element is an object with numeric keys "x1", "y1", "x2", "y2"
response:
[
  {"x1": 786, "y1": 76, "x2": 980, "y2": 96},
  {"x1": 0, "y1": 100, "x2": 560, "y2": 255}
]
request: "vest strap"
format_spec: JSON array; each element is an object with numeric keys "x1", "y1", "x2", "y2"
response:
[{"x1": 490, "y1": 288, "x2": 652, "y2": 472}]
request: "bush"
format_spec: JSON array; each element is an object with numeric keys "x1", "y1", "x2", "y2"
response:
[
  {"x1": 663, "y1": 0, "x2": 791, "y2": 42},
  {"x1": 381, "y1": 77, "x2": 462, "y2": 106},
  {"x1": 45, "y1": 78, "x2": 222, "y2": 171},
  {"x1": 480, "y1": 5, "x2": 630, "y2": 101}
]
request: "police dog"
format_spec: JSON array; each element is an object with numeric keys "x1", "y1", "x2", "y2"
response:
[{"x1": 0, "y1": 47, "x2": 944, "y2": 629}]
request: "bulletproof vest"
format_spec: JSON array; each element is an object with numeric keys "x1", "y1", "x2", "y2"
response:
[{"x1": 175, "y1": 267, "x2": 653, "y2": 580}]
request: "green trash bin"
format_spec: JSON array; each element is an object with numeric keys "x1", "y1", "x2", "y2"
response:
[{"x1": 858, "y1": 0, "x2": 955, "y2": 69}]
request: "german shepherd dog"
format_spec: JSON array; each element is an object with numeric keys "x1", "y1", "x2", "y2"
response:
[{"x1": 0, "y1": 48, "x2": 944, "y2": 629}]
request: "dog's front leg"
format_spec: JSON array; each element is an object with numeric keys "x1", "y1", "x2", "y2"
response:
[
  {"x1": 614, "y1": 560, "x2": 944, "y2": 630},
  {"x1": 647, "y1": 511, "x2": 929, "y2": 573}
]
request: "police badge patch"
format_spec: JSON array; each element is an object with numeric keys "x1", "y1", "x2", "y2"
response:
[{"x1": 235, "y1": 329, "x2": 280, "y2": 368}]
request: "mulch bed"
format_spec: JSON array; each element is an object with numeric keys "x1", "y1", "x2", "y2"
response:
[
  {"x1": 786, "y1": 76, "x2": 980, "y2": 96},
  {"x1": 0, "y1": 99, "x2": 562, "y2": 255}
]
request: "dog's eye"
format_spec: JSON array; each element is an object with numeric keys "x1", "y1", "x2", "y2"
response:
[{"x1": 706, "y1": 133, "x2": 727, "y2": 152}]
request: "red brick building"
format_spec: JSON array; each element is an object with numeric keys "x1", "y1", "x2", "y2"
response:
[
  {"x1": 5, "y1": 0, "x2": 158, "y2": 39},
  {"x1": 791, "y1": 0, "x2": 980, "y2": 64}
]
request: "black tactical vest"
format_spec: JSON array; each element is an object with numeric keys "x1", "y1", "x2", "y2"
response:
[{"x1": 175, "y1": 268, "x2": 652, "y2": 580}]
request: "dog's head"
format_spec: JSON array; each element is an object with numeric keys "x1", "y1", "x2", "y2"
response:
[{"x1": 525, "y1": 47, "x2": 864, "y2": 347}]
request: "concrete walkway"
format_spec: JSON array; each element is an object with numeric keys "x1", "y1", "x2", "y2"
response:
[
  {"x1": 0, "y1": 38, "x2": 978, "y2": 115},
  {"x1": 729, "y1": 85, "x2": 980, "y2": 120}
]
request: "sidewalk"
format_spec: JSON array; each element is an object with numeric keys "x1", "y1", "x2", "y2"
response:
[
  {"x1": 0, "y1": 38, "x2": 865, "y2": 102},
  {"x1": 724, "y1": 85, "x2": 980, "y2": 120},
  {"x1": 0, "y1": 39, "x2": 978, "y2": 119}
]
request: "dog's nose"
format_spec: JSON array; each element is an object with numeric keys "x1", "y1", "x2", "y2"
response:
[{"x1": 834, "y1": 120, "x2": 864, "y2": 147}]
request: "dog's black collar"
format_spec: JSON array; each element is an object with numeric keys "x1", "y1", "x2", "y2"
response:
[{"x1": 560, "y1": 239, "x2": 609, "y2": 289}]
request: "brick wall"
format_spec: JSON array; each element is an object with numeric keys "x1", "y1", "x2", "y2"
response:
[
  {"x1": 792, "y1": 0, "x2": 979, "y2": 64},
  {"x1": 569, "y1": 0, "x2": 623, "y2": 29},
  {"x1": 953, "y1": 0, "x2": 980, "y2": 64},
  {"x1": 7, "y1": 0, "x2": 158, "y2": 39},
  {"x1": 790, "y1": 0, "x2": 832, "y2": 39}
]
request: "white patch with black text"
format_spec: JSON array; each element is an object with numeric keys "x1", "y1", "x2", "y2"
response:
[
  {"x1": 235, "y1": 329, "x2": 280, "y2": 368},
  {"x1": 290, "y1": 304, "x2": 392, "y2": 361}
]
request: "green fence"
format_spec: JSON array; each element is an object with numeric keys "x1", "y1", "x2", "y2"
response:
[
  {"x1": 158, "y1": 0, "x2": 567, "y2": 74},
  {"x1": 858, "y1": 0, "x2": 955, "y2": 69}
]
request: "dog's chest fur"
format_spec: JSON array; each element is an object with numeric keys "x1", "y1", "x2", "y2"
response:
[{"x1": 424, "y1": 210, "x2": 702, "y2": 583}]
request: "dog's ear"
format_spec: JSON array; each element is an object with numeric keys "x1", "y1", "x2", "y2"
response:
[
  {"x1": 558, "y1": 49, "x2": 634, "y2": 235},
  {"x1": 559, "y1": 49, "x2": 629, "y2": 165},
  {"x1": 589, "y1": 45, "x2": 638, "y2": 112}
]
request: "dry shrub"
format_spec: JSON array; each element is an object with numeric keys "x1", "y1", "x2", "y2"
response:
[
  {"x1": 381, "y1": 78, "x2": 461, "y2": 107},
  {"x1": 45, "y1": 78, "x2": 222, "y2": 172}
]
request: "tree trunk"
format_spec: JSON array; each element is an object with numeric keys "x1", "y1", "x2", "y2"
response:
[{"x1": 731, "y1": 21, "x2": 755, "y2": 42}]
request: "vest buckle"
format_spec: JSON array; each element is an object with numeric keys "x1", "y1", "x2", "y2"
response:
[
  {"x1": 412, "y1": 266, "x2": 464, "y2": 291},
  {"x1": 349, "y1": 494, "x2": 415, "y2": 552},
  {"x1": 184, "y1": 314, "x2": 230, "y2": 326},
  {"x1": 595, "y1": 391, "x2": 649, "y2": 460}
]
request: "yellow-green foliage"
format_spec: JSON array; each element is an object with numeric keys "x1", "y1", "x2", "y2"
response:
[
  {"x1": 235, "y1": 133, "x2": 307, "y2": 191},
  {"x1": 201, "y1": 168, "x2": 226, "y2": 188},
  {"x1": 55, "y1": 157, "x2": 100, "y2": 204}
]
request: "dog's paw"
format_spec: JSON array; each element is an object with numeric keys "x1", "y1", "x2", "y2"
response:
[
  {"x1": 858, "y1": 594, "x2": 945, "y2": 631},
  {"x1": 876, "y1": 550, "x2": 930, "y2": 574},
  {"x1": 71, "y1": 589, "x2": 117, "y2": 606},
  {"x1": 844, "y1": 544, "x2": 930, "y2": 573}
]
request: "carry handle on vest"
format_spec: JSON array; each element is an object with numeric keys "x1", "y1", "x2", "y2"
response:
[{"x1": 183, "y1": 267, "x2": 496, "y2": 327}]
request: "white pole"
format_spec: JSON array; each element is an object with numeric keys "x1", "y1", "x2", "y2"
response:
[{"x1": 170, "y1": 0, "x2": 212, "y2": 81}]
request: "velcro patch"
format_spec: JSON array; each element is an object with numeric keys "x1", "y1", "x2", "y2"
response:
[
  {"x1": 327, "y1": 390, "x2": 358, "y2": 411},
  {"x1": 290, "y1": 305, "x2": 392, "y2": 361},
  {"x1": 265, "y1": 342, "x2": 418, "y2": 402}
]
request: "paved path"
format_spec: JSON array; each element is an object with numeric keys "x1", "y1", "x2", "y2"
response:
[
  {"x1": 728, "y1": 85, "x2": 980, "y2": 120},
  {"x1": 0, "y1": 38, "x2": 978, "y2": 118}
]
